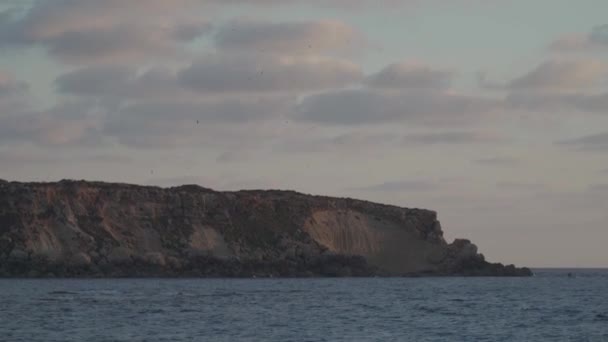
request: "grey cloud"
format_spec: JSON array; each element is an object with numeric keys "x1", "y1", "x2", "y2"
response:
[
  {"x1": 216, "y1": 151, "x2": 252, "y2": 163},
  {"x1": 504, "y1": 91, "x2": 580, "y2": 111},
  {"x1": 401, "y1": 131, "x2": 501, "y2": 145},
  {"x1": 294, "y1": 89, "x2": 496, "y2": 125},
  {"x1": 295, "y1": 90, "x2": 397, "y2": 125},
  {"x1": 55, "y1": 65, "x2": 181, "y2": 99},
  {"x1": 211, "y1": 0, "x2": 472, "y2": 10},
  {"x1": 556, "y1": 132, "x2": 608, "y2": 151},
  {"x1": 474, "y1": 157, "x2": 520, "y2": 166},
  {"x1": 549, "y1": 34, "x2": 590, "y2": 51},
  {"x1": 11, "y1": 63, "x2": 305, "y2": 149},
  {"x1": 215, "y1": 19, "x2": 362, "y2": 53},
  {"x1": 275, "y1": 131, "x2": 400, "y2": 154},
  {"x1": 576, "y1": 92, "x2": 608, "y2": 113},
  {"x1": 589, "y1": 25, "x2": 608, "y2": 45},
  {"x1": 102, "y1": 96, "x2": 293, "y2": 147},
  {"x1": 173, "y1": 22, "x2": 213, "y2": 41},
  {"x1": 365, "y1": 63, "x2": 452, "y2": 89},
  {"x1": 1, "y1": 0, "x2": 204, "y2": 40},
  {"x1": 330, "y1": 132, "x2": 400, "y2": 146},
  {"x1": 0, "y1": 101, "x2": 104, "y2": 146},
  {"x1": 178, "y1": 54, "x2": 362, "y2": 93},
  {"x1": 0, "y1": 9, "x2": 24, "y2": 45},
  {"x1": 115, "y1": 96, "x2": 292, "y2": 123},
  {"x1": 0, "y1": 1, "x2": 209, "y2": 64},
  {"x1": 550, "y1": 25, "x2": 608, "y2": 51},
  {"x1": 0, "y1": 149, "x2": 132, "y2": 165},
  {"x1": 507, "y1": 60, "x2": 606, "y2": 90},
  {"x1": 56, "y1": 65, "x2": 135, "y2": 96},
  {"x1": 43, "y1": 26, "x2": 177, "y2": 64},
  {"x1": 279, "y1": 130, "x2": 497, "y2": 155},
  {"x1": 348, "y1": 180, "x2": 436, "y2": 193},
  {"x1": 495, "y1": 181, "x2": 548, "y2": 191},
  {"x1": 58, "y1": 55, "x2": 362, "y2": 98},
  {"x1": 587, "y1": 183, "x2": 608, "y2": 192},
  {"x1": 0, "y1": 73, "x2": 28, "y2": 97},
  {"x1": 504, "y1": 91, "x2": 608, "y2": 114}
]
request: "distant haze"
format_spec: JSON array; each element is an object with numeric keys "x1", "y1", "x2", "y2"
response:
[{"x1": 1, "y1": 0, "x2": 607, "y2": 267}]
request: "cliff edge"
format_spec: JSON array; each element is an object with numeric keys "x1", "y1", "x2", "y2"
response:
[{"x1": 0, "y1": 179, "x2": 531, "y2": 277}]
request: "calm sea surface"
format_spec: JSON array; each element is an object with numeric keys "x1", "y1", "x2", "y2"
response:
[{"x1": 1, "y1": 269, "x2": 607, "y2": 342}]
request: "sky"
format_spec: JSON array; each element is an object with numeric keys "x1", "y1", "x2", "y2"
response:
[{"x1": 0, "y1": 0, "x2": 607, "y2": 268}]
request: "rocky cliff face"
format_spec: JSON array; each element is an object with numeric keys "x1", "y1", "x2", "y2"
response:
[{"x1": 0, "y1": 180, "x2": 531, "y2": 277}]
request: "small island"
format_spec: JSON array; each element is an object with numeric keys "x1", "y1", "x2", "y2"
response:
[{"x1": 0, "y1": 179, "x2": 531, "y2": 277}]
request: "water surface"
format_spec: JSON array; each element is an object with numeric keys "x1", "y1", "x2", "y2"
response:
[{"x1": 1, "y1": 269, "x2": 607, "y2": 341}]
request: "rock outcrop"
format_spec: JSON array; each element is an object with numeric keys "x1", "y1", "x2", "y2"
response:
[{"x1": 0, "y1": 180, "x2": 532, "y2": 277}]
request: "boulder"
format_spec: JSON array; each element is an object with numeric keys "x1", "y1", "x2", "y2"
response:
[
  {"x1": 9, "y1": 248, "x2": 29, "y2": 261},
  {"x1": 107, "y1": 247, "x2": 133, "y2": 264},
  {"x1": 143, "y1": 252, "x2": 166, "y2": 266},
  {"x1": 70, "y1": 252, "x2": 92, "y2": 267}
]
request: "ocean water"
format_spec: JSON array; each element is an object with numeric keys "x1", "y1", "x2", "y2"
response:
[{"x1": 0, "y1": 270, "x2": 606, "y2": 342}]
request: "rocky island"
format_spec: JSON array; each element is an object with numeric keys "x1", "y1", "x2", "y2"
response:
[{"x1": 0, "y1": 179, "x2": 531, "y2": 277}]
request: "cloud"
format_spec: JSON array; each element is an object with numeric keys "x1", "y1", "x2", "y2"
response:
[
  {"x1": 474, "y1": 157, "x2": 520, "y2": 166},
  {"x1": 0, "y1": 148, "x2": 132, "y2": 165},
  {"x1": 215, "y1": 19, "x2": 362, "y2": 54},
  {"x1": 55, "y1": 65, "x2": 183, "y2": 99},
  {"x1": 56, "y1": 65, "x2": 137, "y2": 96},
  {"x1": 57, "y1": 54, "x2": 363, "y2": 98},
  {"x1": 41, "y1": 26, "x2": 183, "y2": 64},
  {"x1": 587, "y1": 183, "x2": 608, "y2": 193},
  {"x1": 550, "y1": 25, "x2": 608, "y2": 51},
  {"x1": 178, "y1": 53, "x2": 362, "y2": 93},
  {"x1": 504, "y1": 91, "x2": 608, "y2": 114},
  {"x1": 495, "y1": 181, "x2": 548, "y2": 191},
  {"x1": 58, "y1": 54, "x2": 363, "y2": 99},
  {"x1": 401, "y1": 131, "x2": 502, "y2": 145},
  {"x1": 348, "y1": 180, "x2": 436, "y2": 192},
  {"x1": 294, "y1": 89, "x2": 496, "y2": 125},
  {"x1": 275, "y1": 130, "x2": 401, "y2": 153},
  {"x1": 102, "y1": 95, "x2": 294, "y2": 147},
  {"x1": 556, "y1": 132, "x2": 608, "y2": 151},
  {"x1": 278, "y1": 130, "x2": 496, "y2": 154},
  {"x1": 216, "y1": 150, "x2": 253, "y2": 163},
  {"x1": 499, "y1": 60, "x2": 608, "y2": 113},
  {"x1": 0, "y1": 0, "x2": 210, "y2": 64},
  {"x1": 331, "y1": 131, "x2": 400, "y2": 146},
  {"x1": 590, "y1": 24, "x2": 608, "y2": 45},
  {"x1": 0, "y1": 72, "x2": 28, "y2": 97},
  {"x1": 114, "y1": 96, "x2": 292, "y2": 123},
  {"x1": 506, "y1": 60, "x2": 607, "y2": 91},
  {"x1": 206, "y1": 0, "x2": 487, "y2": 9},
  {"x1": 549, "y1": 34, "x2": 591, "y2": 51},
  {"x1": 0, "y1": 95, "x2": 292, "y2": 149},
  {"x1": 365, "y1": 62, "x2": 452, "y2": 89},
  {"x1": 0, "y1": 100, "x2": 103, "y2": 146},
  {"x1": 0, "y1": 0, "x2": 494, "y2": 64}
]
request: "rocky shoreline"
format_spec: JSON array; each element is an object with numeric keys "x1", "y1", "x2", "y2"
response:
[
  {"x1": 1, "y1": 254, "x2": 532, "y2": 278},
  {"x1": 0, "y1": 179, "x2": 532, "y2": 278}
]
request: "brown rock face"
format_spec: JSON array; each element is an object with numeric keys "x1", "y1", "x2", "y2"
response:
[{"x1": 0, "y1": 180, "x2": 531, "y2": 277}]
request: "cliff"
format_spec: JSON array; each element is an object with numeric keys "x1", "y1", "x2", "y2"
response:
[{"x1": 0, "y1": 179, "x2": 531, "y2": 277}]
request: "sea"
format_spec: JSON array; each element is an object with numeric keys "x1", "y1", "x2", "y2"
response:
[{"x1": 0, "y1": 269, "x2": 606, "y2": 342}]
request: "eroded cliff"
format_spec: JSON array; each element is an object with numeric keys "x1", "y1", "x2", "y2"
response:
[{"x1": 0, "y1": 180, "x2": 531, "y2": 277}]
